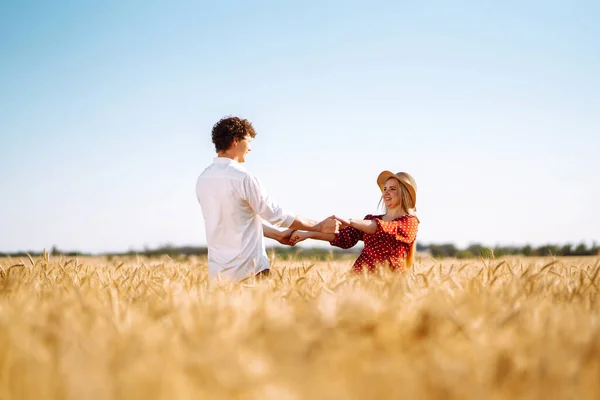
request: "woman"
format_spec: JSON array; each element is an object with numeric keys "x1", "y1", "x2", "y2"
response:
[{"x1": 290, "y1": 171, "x2": 419, "y2": 273}]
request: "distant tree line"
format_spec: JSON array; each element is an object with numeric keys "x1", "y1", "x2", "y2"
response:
[
  {"x1": 0, "y1": 245, "x2": 355, "y2": 261},
  {"x1": 1, "y1": 242, "x2": 598, "y2": 259},
  {"x1": 417, "y1": 242, "x2": 600, "y2": 258}
]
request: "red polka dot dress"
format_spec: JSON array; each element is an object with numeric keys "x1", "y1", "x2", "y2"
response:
[{"x1": 330, "y1": 214, "x2": 419, "y2": 273}]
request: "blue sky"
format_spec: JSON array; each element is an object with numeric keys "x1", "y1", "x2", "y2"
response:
[{"x1": 1, "y1": 0, "x2": 598, "y2": 253}]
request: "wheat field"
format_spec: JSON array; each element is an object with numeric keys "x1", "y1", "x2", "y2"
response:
[{"x1": 0, "y1": 253, "x2": 599, "y2": 400}]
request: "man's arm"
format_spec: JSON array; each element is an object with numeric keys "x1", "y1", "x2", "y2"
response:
[
  {"x1": 242, "y1": 175, "x2": 340, "y2": 234},
  {"x1": 288, "y1": 215, "x2": 341, "y2": 234},
  {"x1": 263, "y1": 224, "x2": 294, "y2": 245}
]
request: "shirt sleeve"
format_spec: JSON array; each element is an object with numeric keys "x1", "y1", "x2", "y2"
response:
[
  {"x1": 241, "y1": 174, "x2": 296, "y2": 228},
  {"x1": 374, "y1": 215, "x2": 419, "y2": 243}
]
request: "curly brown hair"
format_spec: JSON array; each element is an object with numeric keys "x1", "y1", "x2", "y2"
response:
[{"x1": 211, "y1": 116, "x2": 256, "y2": 152}]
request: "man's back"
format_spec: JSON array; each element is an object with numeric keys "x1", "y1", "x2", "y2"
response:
[
  {"x1": 196, "y1": 116, "x2": 338, "y2": 281},
  {"x1": 196, "y1": 157, "x2": 294, "y2": 281}
]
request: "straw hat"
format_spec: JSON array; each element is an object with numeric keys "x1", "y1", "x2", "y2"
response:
[{"x1": 376, "y1": 171, "x2": 417, "y2": 206}]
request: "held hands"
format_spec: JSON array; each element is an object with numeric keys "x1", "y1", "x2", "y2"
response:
[
  {"x1": 331, "y1": 215, "x2": 351, "y2": 229},
  {"x1": 276, "y1": 228, "x2": 296, "y2": 246},
  {"x1": 318, "y1": 216, "x2": 342, "y2": 234},
  {"x1": 278, "y1": 216, "x2": 351, "y2": 246},
  {"x1": 289, "y1": 231, "x2": 310, "y2": 246},
  {"x1": 277, "y1": 229, "x2": 310, "y2": 246},
  {"x1": 317, "y1": 215, "x2": 353, "y2": 234}
]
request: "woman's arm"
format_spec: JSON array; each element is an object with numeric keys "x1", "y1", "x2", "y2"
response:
[
  {"x1": 334, "y1": 216, "x2": 377, "y2": 235},
  {"x1": 292, "y1": 223, "x2": 365, "y2": 249},
  {"x1": 290, "y1": 230, "x2": 336, "y2": 245}
]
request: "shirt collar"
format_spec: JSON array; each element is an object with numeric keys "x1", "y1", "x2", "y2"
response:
[{"x1": 213, "y1": 156, "x2": 239, "y2": 165}]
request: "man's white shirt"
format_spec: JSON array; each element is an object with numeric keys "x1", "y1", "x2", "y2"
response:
[{"x1": 196, "y1": 157, "x2": 295, "y2": 281}]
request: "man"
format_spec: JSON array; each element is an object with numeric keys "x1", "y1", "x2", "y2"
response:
[{"x1": 196, "y1": 116, "x2": 340, "y2": 282}]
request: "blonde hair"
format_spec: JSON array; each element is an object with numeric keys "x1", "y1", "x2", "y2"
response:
[{"x1": 379, "y1": 177, "x2": 418, "y2": 268}]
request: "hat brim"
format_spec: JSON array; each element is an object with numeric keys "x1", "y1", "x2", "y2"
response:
[{"x1": 377, "y1": 171, "x2": 397, "y2": 192}]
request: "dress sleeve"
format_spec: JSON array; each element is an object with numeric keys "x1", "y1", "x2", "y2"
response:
[
  {"x1": 329, "y1": 214, "x2": 375, "y2": 249},
  {"x1": 329, "y1": 226, "x2": 363, "y2": 249},
  {"x1": 374, "y1": 215, "x2": 419, "y2": 243}
]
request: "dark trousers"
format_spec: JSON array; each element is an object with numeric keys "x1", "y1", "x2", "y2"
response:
[{"x1": 255, "y1": 269, "x2": 271, "y2": 278}]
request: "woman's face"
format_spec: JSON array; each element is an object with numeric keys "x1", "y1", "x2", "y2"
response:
[{"x1": 382, "y1": 177, "x2": 402, "y2": 209}]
